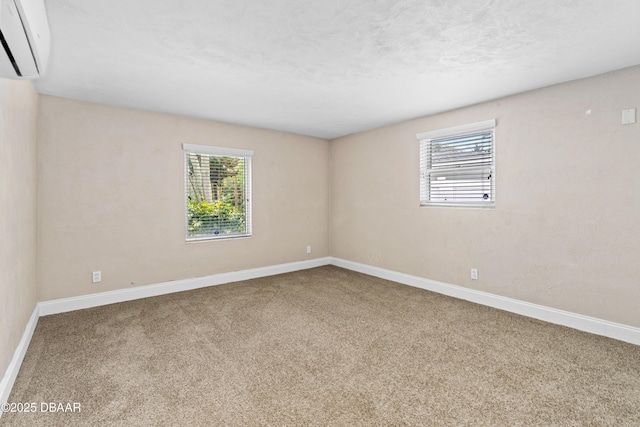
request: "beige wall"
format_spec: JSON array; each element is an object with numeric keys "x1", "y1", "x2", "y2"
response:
[
  {"x1": 4, "y1": 64, "x2": 638, "y2": 395},
  {"x1": 331, "y1": 65, "x2": 640, "y2": 327},
  {"x1": 0, "y1": 79, "x2": 38, "y2": 378},
  {"x1": 15, "y1": 65, "x2": 640, "y2": 332},
  {"x1": 37, "y1": 96, "x2": 330, "y2": 301}
]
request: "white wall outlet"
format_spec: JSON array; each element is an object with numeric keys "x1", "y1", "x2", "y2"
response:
[
  {"x1": 306, "y1": 245, "x2": 312, "y2": 254},
  {"x1": 471, "y1": 268, "x2": 478, "y2": 280},
  {"x1": 92, "y1": 271, "x2": 101, "y2": 283},
  {"x1": 622, "y1": 108, "x2": 636, "y2": 125}
]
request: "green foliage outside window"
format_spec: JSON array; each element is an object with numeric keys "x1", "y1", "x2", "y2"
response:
[{"x1": 186, "y1": 153, "x2": 248, "y2": 238}]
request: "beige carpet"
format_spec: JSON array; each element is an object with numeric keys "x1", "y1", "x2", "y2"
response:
[{"x1": 3, "y1": 266, "x2": 639, "y2": 426}]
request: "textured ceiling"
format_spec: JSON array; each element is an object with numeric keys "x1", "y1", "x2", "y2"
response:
[{"x1": 35, "y1": 0, "x2": 640, "y2": 139}]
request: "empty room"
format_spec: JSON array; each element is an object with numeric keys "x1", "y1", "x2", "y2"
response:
[{"x1": 1, "y1": 0, "x2": 639, "y2": 425}]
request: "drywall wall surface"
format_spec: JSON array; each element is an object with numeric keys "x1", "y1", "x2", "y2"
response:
[
  {"x1": 37, "y1": 97, "x2": 330, "y2": 301},
  {"x1": 331, "y1": 65, "x2": 640, "y2": 327},
  {"x1": 0, "y1": 79, "x2": 38, "y2": 379}
]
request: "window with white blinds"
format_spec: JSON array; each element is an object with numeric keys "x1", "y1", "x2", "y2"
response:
[
  {"x1": 183, "y1": 144, "x2": 253, "y2": 240},
  {"x1": 417, "y1": 119, "x2": 495, "y2": 208}
]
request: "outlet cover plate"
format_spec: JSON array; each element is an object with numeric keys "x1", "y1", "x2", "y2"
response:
[{"x1": 622, "y1": 108, "x2": 636, "y2": 124}]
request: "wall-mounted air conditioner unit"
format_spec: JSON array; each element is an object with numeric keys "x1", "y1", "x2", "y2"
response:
[{"x1": 0, "y1": 0, "x2": 50, "y2": 79}]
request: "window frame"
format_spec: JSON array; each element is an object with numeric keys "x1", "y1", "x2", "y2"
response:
[
  {"x1": 183, "y1": 143, "x2": 253, "y2": 241},
  {"x1": 417, "y1": 119, "x2": 496, "y2": 209}
]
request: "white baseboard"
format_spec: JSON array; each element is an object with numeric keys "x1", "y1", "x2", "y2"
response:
[
  {"x1": 39, "y1": 257, "x2": 331, "y2": 316},
  {"x1": 0, "y1": 305, "x2": 39, "y2": 413},
  {"x1": 2, "y1": 257, "x2": 330, "y2": 411},
  {"x1": 330, "y1": 257, "x2": 640, "y2": 346},
  {"x1": 4, "y1": 255, "x2": 637, "y2": 411}
]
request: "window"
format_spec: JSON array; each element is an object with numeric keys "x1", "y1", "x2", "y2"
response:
[
  {"x1": 417, "y1": 119, "x2": 495, "y2": 208},
  {"x1": 183, "y1": 144, "x2": 252, "y2": 240}
]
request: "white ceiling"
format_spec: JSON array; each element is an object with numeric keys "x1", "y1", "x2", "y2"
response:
[{"x1": 35, "y1": 0, "x2": 640, "y2": 139}]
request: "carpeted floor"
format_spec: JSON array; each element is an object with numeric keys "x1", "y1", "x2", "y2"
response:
[{"x1": 2, "y1": 266, "x2": 640, "y2": 426}]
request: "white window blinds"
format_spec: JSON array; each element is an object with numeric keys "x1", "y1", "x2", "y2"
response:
[
  {"x1": 183, "y1": 144, "x2": 253, "y2": 240},
  {"x1": 417, "y1": 120, "x2": 495, "y2": 208}
]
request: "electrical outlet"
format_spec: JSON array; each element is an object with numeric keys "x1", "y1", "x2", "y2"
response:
[
  {"x1": 622, "y1": 108, "x2": 636, "y2": 124},
  {"x1": 306, "y1": 245, "x2": 312, "y2": 254},
  {"x1": 471, "y1": 268, "x2": 478, "y2": 280},
  {"x1": 92, "y1": 271, "x2": 101, "y2": 283}
]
